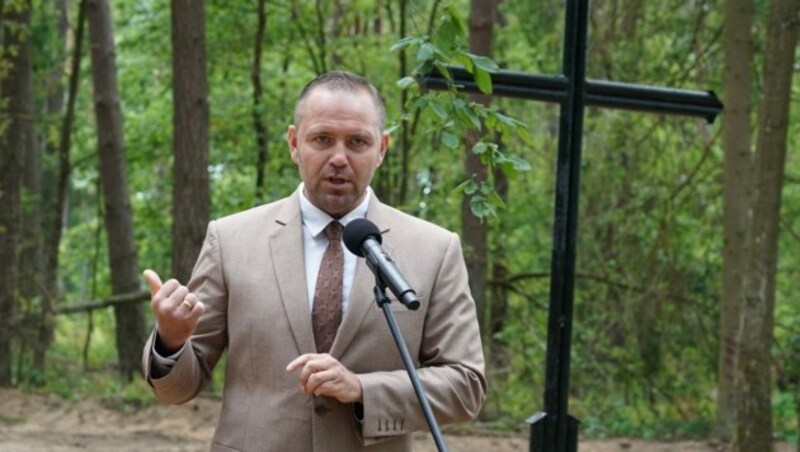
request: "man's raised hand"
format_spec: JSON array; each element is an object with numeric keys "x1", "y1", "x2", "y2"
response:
[{"x1": 143, "y1": 269, "x2": 205, "y2": 353}]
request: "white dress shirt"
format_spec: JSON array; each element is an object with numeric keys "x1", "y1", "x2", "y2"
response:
[{"x1": 298, "y1": 184, "x2": 369, "y2": 314}]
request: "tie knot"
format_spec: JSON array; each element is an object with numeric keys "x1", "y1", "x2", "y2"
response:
[{"x1": 324, "y1": 221, "x2": 343, "y2": 242}]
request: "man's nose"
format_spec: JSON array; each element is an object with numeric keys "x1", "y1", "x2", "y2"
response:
[{"x1": 329, "y1": 146, "x2": 348, "y2": 166}]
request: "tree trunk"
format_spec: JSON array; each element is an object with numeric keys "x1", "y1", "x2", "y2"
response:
[
  {"x1": 86, "y1": 0, "x2": 146, "y2": 381},
  {"x1": 35, "y1": 0, "x2": 73, "y2": 374},
  {"x1": 0, "y1": 0, "x2": 33, "y2": 387},
  {"x1": 717, "y1": 0, "x2": 755, "y2": 439},
  {"x1": 375, "y1": 0, "x2": 409, "y2": 206},
  {"x1": 462, "y1": 0, "x2": 497, "y2": 337},
  {"x1": 19, "y1": 5, "x2": 44, "y2": 364},
  {"x1": 733, "y1": 0, "x2": 799, "y2": 449},
  {"x1": 252, "y1": 0, "x2": 269, "y2": 203},
  {"x1": 485, "y1": 156, "x2": 509, "y2": 420},
  {"x1": 396, "y1": 0, "x2": 410, "y2": 206},
  {"x1": 170, "y1": 0, "x2": 210, "y2": 283},
  {"x1": 313, "y1": 0, "x2": 328, "y2": 73}
]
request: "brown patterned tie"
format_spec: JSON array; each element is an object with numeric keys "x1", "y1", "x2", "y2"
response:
[{"x1": 312, "y1": 221, "x2": 344, "y2": 354}]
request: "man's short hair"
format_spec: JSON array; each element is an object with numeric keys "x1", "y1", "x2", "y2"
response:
[{"x1": 294, "y1": 71, "x2": 386, "y2": 131}]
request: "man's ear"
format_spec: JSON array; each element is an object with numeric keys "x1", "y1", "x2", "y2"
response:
[
  {"x1": 287, "y1": 125, "x2": 299, "y2": 163},
  {"x1": 377, "y1": 131, "x2": 390, "y2": 166}
]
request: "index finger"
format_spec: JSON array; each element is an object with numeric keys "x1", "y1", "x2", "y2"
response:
[
  {"x1": 142, "y1": 269, "x2": 163, "y2": 297},
  {"x1": 286, "y1": 354, "x2": 318, "y2": 372}
]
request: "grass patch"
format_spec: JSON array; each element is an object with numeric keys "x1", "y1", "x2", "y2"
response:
[{"x1": 0, "y1": 415, "x2": 27, "y2": 426}]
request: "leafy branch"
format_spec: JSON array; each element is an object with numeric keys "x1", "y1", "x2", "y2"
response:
[{"x1": 391, "y1": 6, "x2": 532, "y2": 219}]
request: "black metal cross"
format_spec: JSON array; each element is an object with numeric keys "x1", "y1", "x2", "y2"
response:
[{"x1": 423, "y1": 1, "x2": 723, "y2": 451}]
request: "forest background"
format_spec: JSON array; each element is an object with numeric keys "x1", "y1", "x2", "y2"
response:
[{"x1": 0, "y1": 0, "x2": 798, "y2": 451}]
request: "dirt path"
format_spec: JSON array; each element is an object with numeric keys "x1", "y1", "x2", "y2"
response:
[{"x1": 0, "y1": 389, "x2": 793, "y2": 451}]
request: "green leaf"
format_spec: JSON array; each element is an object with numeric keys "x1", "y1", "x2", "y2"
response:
[
  {"x1": 470, "y1": 54, "x2": 500, "y2": 72},
  {"x1": 413, "y1": 59, "x2": 434, "y2": 79},
  {"x1": 494, "y1": 112, "x2": 521, "y2": 128},
  {"x1": 484, "y1": 114, "x2": 497, "y2": 130},
  {"x1": 428, "y1": 100, "x2": 449, "y2": 120},
  {"x1": 454, "y1": 101, "x2": 482, "y2": 130},
  {"x1": 441, "y1": 130, "x2": 459, "y2": 149},
  {"x1": 416, "y1": 43, "x2": 436, "y2": 62},
  {"x1": 390, "y1": 36, "x2": 421, "y2": 53},
  {"x1": 504, "y1": 155, "x2": 532, "y2": 171},
  {"x1": 385, "y1": 122, "x2": 401, "y2": 135},
  {"x1": 515, "y1": 127, "x2": 534, "y2": 146},
  {"x1": 442, "y1": 5, "x2": 466, "y2": 37},
  {"x1": 454, "y1": 179, "x2": 477, "y2": 195},
  {"x1": 472, "y1": 142, "x2": 489, "y2": 155},
  {"x1": 412, "y1": 96, "x2": 429, "y2": 110},
  {"x1": 397, "y1": 76, "x2": 416, "y2": 89},
  {"x1": 488, "y1": 190, "x2": 507, "y2": 210},
  {"x1": 475, "y1": 66, "x2": 492, "y2": 94},
  {"x1": 470, "y1": 195, "x2": 495, "y2": 220},
  {"x1": 478, "y1": 180, "x2": 494, "y2": 195},
  {"x1": 433, "y1": 60, "x2": 452, "y2": 81},
  {"x1": 435, "y1": 16, "x2": 459, "y2": 46},
  {"x1": 463, "y1": 179, "x2": 479, "y2": 195},
  {"x1": 454, "y1": 52, "x2": 474, "y2": 73}
]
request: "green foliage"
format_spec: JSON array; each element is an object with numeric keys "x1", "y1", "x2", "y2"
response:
[
  {"x1": 391, "y1": 6, "x2": 533, "y2": 220},
  {"x1": 773, "y1": 391, "x2": 800, "y2": 445}
]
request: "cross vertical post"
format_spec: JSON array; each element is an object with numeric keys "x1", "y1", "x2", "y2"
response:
[{"x1": 531, "y1": 0, "x2": 590, "y2": 449}]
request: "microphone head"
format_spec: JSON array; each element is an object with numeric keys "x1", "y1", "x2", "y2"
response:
[{"x1": 343, "y1": 218, "x2": 382, "y2": 257}]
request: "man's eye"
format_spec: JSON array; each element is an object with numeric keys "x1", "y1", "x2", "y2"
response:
[
  {"x1": 314, "y1": 136, "x2": 331, "y2": 145},
  {"x1": 350, "y1": 137, "x2": 367, "y2": 147}
]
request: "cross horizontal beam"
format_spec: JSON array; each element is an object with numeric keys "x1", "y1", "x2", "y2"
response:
[{"x1": 423, "y1": 66, "x2": 723, "y2": 124}]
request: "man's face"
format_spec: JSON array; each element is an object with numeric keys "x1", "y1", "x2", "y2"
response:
[{"x1": 287, "y1": 87, "x2": 389, "y2": 218}]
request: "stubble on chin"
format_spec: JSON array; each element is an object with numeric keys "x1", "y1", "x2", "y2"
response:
[
  {"x1": 313, "y1": 190, "x2": 358, "y2": 218},
  {"x1": 320, "y1": 191, "x2": 366, "y2": 219}
]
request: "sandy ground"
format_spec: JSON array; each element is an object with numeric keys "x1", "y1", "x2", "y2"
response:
[{"x1": 0, "y1": 389, "x2": 794, "y2": 451}]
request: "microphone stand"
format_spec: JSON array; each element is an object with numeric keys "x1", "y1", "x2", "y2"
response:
[{"x1": 372, "y1": 283, "x2": 448, "y2": 452}]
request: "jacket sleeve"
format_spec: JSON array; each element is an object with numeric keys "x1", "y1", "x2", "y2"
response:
[
  {"x1": 141, "y1": 221, "x2": 229, "y2": 405},
  {"x1": 356, "y1": 231, "x2": 487, "y2": 443}
]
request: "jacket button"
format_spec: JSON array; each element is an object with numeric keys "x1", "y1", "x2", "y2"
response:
[{"x1": 314, "y1": 404, "x2": 330, "y2": 416}]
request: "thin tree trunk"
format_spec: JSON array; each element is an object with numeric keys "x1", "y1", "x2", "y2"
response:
[
  {"x1": 462, "y1": 0, "x2": 497, "y2": 337},
  {"x1": 398, "y1": 0, "x2": 409, "y2": 205},
  {"x1": 252, "y1": 0, "x2": 269, "y2": 202},
  {"x1": 733, "y1": 0, "x2": 799, "y2": 449},
  {"x1": 717, "y1": 0, "x2": 755, "y2": 439},
  {"x1": 486, "y1": 154, "x2": 509, "y2": 420},
  {"x1": 170, "y1": 0, "x2": 210, "y2": 283},
  {"x1": 86, "y1": 0, "x2": 146, "y2": 381},
  {"x1": 18, "y1": 0, "x2": 41, "y2": 340},
  {"x1": 0, "y1": 0, "x2": 33, "y2": 387},
  {"x1": 313, "y1": 0, "x2": 328, "y2": 73},
  {"x1": 36, "y1": 0, "x2": 75, "y2": 373},
  {"x1": 329, "y1": 0, "x2": 344, "y2": 66},
  {"x1": 375, "y1": 0, "x2": 409, "y2": 206},
  {"x1": 19, "y1": 1, "x2": 44, "y2": 367}
]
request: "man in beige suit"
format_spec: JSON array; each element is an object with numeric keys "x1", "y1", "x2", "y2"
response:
[{"x1": 142, "y1": 71, "x2": 486, "y2": 451}]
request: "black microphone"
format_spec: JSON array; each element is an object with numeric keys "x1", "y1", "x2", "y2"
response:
[{"x1": 343, "y1": 218, "x2": 420, "y2": 310}]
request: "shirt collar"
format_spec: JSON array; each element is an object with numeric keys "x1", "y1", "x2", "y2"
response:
[{"x1": 298, "y1": 183, "x2": 371, "y2": 238}]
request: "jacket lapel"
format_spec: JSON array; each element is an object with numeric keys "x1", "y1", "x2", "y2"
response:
[
  {"x1": 330, "y1": 196, "x2": 392, "y2": 356},
  {"x1": 271, "y1": 192, "x2": 317, "y2": 355}
]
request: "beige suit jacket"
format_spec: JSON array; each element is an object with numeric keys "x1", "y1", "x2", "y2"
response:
[{"x1": 143, "y1": 190, "x2": 486, "y2": 452}]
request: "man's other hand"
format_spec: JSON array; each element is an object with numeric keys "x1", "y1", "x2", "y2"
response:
[{"x1": 286, "y1": 354, "x2": 364, "y2": 403}]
